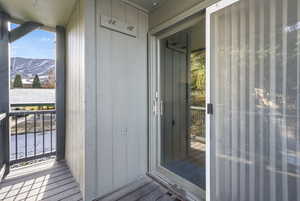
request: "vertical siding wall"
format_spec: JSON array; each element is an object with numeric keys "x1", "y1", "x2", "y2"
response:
[
  {"x1": 65, "y1": 0, "x2": 85, "y2": 195},
  {"x1": 85, "y1": 0, "x2": 149, "y2": 198}
]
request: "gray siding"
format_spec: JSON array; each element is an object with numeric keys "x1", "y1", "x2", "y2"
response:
[
  {"x1": 65, "y1": 0, "x2": 85, "y2": 196},
  {"x1": 84, "y1": 0, "x2": 98, "y2": 199},
  {"x1": 91, "y1": 0, "x2": 149, "y2": 198}
]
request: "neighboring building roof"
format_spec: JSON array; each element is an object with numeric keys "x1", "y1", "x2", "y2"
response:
[{"x1": 10, "y1": 89, "x2": 55, "y2": 106}]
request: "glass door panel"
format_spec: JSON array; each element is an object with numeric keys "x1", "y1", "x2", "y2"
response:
[
  {"x1": 159, "y1": 20, "x2": 206, "y2": 191},
  {"x1": 207, "y1": 0, "x2": 300, "y2": 200}
]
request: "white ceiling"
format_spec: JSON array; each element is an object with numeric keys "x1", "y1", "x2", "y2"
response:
[
  {"x1": 0, "y1": 0, "x2": 165, "y2": 29},
  {"x1": 126, "y1": 0, "x2": 166, "y2": 12},
  {"x1": 0, "y1": 0, "x2": 77, "y2": 28}
]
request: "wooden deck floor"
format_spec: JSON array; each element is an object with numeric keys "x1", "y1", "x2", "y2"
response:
[
  {"x1": 188, "y1": 139, "x2": 205, "y2": 167},
  {"x1": 96, "y1": 177, "x2": 186, "y2": 201},
  {"x1": 0, "y1": 160, "x2": 82, "y2": 201}
]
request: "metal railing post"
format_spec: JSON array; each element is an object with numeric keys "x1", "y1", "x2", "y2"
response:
[{"x1": 15, "y1": 116, "x2": 18, "y2": 160}]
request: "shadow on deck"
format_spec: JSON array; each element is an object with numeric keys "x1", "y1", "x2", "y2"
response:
[{"x1": 0, "y1": 160, "x2": 82, "y2": 201}]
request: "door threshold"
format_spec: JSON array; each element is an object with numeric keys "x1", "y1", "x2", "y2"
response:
[
  {"x1": 95, "y1": 175, "x2": 184, "y2": 201},
  {"x1": 146, "y1": 173, "x2": 201, "y2": 201}
]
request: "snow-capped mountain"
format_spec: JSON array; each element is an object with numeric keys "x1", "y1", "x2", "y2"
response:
[{"x1": 10, "y1": 57, "x2": 55, "y2": 79}]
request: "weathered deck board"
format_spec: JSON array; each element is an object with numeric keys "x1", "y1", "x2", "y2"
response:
[
  {"x1": 157, "y1": 194, "x2": 177, "y2": 201},
  {"x1": 0, "y1": 160, "x2": 82, "y2": 201},
  {"x1": 96, "y1": 177, "x2": 183, "y2": 201},
  {"x1": 98, "y1": 177, "x2": 152, "y2": 201},
  {"x1": 118, "y1": 182, "x2": 159, "y2": 201},
  {"x1": 139, "y1": 186, "x2": 169, "y2": 201}
]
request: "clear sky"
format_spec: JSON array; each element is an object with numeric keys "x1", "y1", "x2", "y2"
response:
[{"x1": 10, "y1": 24, "x2": 56, "y2": 60}]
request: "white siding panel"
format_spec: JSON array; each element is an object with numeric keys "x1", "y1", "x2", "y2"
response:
[
  {"x1": 65, "y1": 0, "x2": 85, "y2": 197},
  {"x1": 97, "y1": 27, "x2": 114, "y2": 196},
  {"x1": 94, "y1": 0, "x2": 149, "y2": 198}
]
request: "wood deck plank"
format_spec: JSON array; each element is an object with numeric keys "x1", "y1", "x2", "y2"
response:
[
  {"x1": 1, "y1": 177, "x2": 76, "y2": 200},
  {"x1": 61, "y1": 192, "x2": 83, "y2": 201},
  {"x1": 156, "y1": 194, "x2": 176, "y2": 201},
  {"x1": 118, "y1": 182, "x2": 159, "y2": 201},
  {"x1": 98, "y1": 176, "x2": 185, "y2": 201},
  {"x1": 29, "y1": 182, "x2": 78, "y2": 200},
  {"x1": 6, "y1": 160, "x2": 66, "y2": 179},
  {"x1": 40, "y1": 186, "x2": 81, "y2": 201},
  {"x1": 0, "y1": 160, "x2": 82, "y2": 201},
  {"x1": 1, "y1": 162, "x2": 186, "y2": 201},
  {"x1": 0, "y1": 169, "x2": 72, "y2": 194},
  {"x1": 97, "y1": 177, "x2": 152, "y2": 201},
  {"x1": 1, "y1": 163, "x2": 68, "y2": 186},
  {"x1": 138, "y1": 187, "x2": 168, "y2": 201},
  {"x1": 96, "y1": 177, "x2": 183, "y2": 201}
]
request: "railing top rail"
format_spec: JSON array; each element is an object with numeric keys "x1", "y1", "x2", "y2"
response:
[
  {"x1": 9, "y1": 110, "x2": 56, "y2": 116},
  {"x1": 0, "y1": 113, "x2": 6, "y2": 121},
  {"x1": 190, "y1": 106, "x2": 206, "y2": 111}
]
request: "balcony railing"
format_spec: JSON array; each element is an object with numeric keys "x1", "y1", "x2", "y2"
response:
[
  {"x1": 190, "y1": 106, "x2": 206, "y2": 140},
  {"x1": 9, "y1": 110, "x2": 56, "y2": 165}
]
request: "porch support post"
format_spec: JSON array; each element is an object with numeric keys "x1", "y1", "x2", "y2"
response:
[
  {"x1": 0, "y1": 11, "x2": 10, "y2": 176},
  {"x1": 9, "y1": 21, "x2": 42, "y2": 43},
  {"x1": 56, "y1": 26, "x2": 66, "y2": 161}
]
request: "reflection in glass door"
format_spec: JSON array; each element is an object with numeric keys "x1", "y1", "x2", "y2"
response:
[
  {"x1": 159, "y1": 19, "x2": 206, "y2": 191},
  {"x1": 207, "y1": 0, "x2": 300, "y2": 200}
]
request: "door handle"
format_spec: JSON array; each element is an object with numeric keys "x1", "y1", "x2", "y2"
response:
[
  {"x1": 152, "y1": 100, "x2": 157, "y2": 114},
  {"x1": 207, "y1": 103, "x2": 213, "y2": 114},
  {"x1": 160, "y1": 100, "x2": 164, "y2": 116}
]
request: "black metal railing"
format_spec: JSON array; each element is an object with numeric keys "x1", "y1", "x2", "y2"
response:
[
  {"x1": 190, "y1": 106, "x2": 206, "y2": 139},
  {"x1": 9, "y1": 110, "x2": 56, "y2": 165}
]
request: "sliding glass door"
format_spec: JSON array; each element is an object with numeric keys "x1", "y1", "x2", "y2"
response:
[
  {"x1": 207, "y1": 0, "x2": 300, "y2": 200},
  {"x1": 157, "y1": 19, "x2": 207, "y2": 199}
]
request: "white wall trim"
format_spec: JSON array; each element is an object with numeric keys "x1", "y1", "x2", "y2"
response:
[
  {"x1": 149, "y1": 0, "x2": 219, "y2": 35},
  {"x1": 206, "y1": 0, "x2": 239, "y2": 15},
  {"x1": 157, "y1": 15, "x2": 204, "y2": 40}
]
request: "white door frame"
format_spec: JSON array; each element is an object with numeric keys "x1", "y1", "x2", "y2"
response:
[
  {"x1": 148, "y1": 24, "x2": 205, "y2": 201},
  {"x1": 148, "y1": 0, "x2": 241, "y2": 201}
]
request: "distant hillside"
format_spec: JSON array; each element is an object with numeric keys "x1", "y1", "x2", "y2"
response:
[{"x1": 10, "y1": 57, "x2": 55, "y2": 79}]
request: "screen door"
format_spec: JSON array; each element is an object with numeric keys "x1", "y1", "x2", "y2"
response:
[{"x1": 207, "y1": 0, "x2": 300, "y2": 201}]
